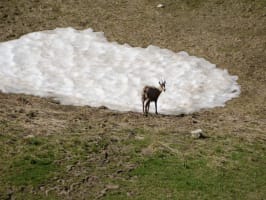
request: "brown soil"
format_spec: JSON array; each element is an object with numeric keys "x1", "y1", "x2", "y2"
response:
[
  {"x1": 0, "y1": 0, "x2": 265, "y2": 199},
  {"x1": 1, "y1": 0, "x2": 265, "y2": 135}
]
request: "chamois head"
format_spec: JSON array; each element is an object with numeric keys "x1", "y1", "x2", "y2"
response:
[{"x1": 159, "y1": 80, "x2": 166, "y2": 92}]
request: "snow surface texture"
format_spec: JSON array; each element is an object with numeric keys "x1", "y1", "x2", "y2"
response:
[{"x1": 0, "y1": 27, "x2": 240, "y2": 115}]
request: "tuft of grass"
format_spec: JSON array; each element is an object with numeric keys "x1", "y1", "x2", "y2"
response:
[{"x1": 26, "y1": 137, "x2": 43, "y2": 146}]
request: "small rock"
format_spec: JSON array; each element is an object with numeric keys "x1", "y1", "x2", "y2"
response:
[
  {"x1": 190, "y1": 129, "x2": 206, "y2": 139},
  {"x1": 106, "y1": 184, "x2": 119, "y2": 190},
  {"x1": 24, "y1": 134, "x2": 34, "y2": 139},
  {"x1": 157, "y1": 3, "x2": 165, "y2": 8}
]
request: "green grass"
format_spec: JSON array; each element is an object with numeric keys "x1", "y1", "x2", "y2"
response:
[
  {"x1": 104, "y1": 141, "x2": 266, "y2": 200},
  {"x1": 2, "y1": 136, "x2": 59, "y2": 186},
  {"x1": 8, "y1": 154, "x2": 56, "y2": 186},
  {"x1": 1, "y1": 118, "x2": 265, "y2": 200}
]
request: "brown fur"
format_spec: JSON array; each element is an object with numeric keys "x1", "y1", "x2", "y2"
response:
[{"x1": 142, "y1": 81, "x2": 166, "y2": 116}]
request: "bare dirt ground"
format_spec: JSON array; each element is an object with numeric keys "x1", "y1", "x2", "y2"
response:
[{"x1": 0, "y1": 0, "x2": 265, "y2": 199}]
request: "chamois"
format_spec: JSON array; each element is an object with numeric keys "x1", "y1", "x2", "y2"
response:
[{"x1": 142, "y1": 80, "x2": 166, "y2": 116}]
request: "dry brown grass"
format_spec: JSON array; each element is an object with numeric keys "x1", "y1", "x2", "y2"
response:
[{"x1": 0, "y1": 0, "x2": 265, "y2": 199}]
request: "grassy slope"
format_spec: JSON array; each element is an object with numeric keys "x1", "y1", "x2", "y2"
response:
[{"x1": 0, "y1": 0, "x2": 266, "y2": 199}]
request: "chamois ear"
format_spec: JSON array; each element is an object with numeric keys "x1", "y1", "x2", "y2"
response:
[{"x1": 160, "y1": 77, "x2": 166, "y2": 85}]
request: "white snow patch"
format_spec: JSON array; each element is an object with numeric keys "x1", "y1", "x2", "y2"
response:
[{"x1": 0, "y1": 27, "x2": 240, "y2": 115}]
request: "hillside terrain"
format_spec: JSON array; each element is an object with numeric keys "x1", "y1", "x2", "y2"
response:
[{"x1": 0, "y1": 0, "x2": 265, "y2": 199}]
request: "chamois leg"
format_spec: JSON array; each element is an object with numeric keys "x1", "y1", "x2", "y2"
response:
[
  {"x1": 144, "y1": 100, "x2": 147, "y2": 116},
  {"x1": 155, "y1": 101, "x2": 158, "y2": 115},
  {"x1": 142, "y1": 100, "x2": 145, "y2": 114},
  {"x1": 144, "y1": 100, "x2": 150, "y2": 116}
]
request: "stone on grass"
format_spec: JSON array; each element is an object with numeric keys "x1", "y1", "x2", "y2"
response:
[
  {"x1": 190, "y1": 129, "x2": 205, "y2": 139},
  {"x1": 157, "y1": 3, "x2": 164, "y2": 8}
]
